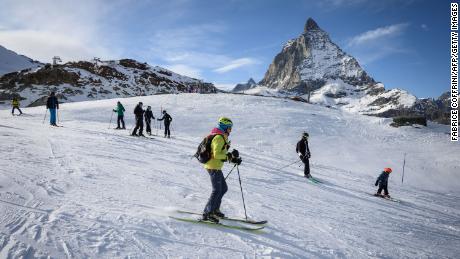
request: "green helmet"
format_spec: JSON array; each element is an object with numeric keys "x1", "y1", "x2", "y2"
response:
[
  {"x1": 302, "y1": 132, "x2": 309, "y2": 138},
  {"x1": 218, "y1": 117, "x2": 233, "y2": 130}
]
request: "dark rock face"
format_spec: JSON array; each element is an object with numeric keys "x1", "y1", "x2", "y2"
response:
[
  {"x1": 232, "y1": 78, "x2": 257, "y2": 92},
  {"x1": 0, "y1": 59, "x2": 217, "y2": 107}
]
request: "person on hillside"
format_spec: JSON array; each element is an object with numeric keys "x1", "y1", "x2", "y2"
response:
[
  {"x1": 201, "y1": 117, "x2": 242, "y2": 223},
  {"x1": 132, "y1": 102, "x2": 145, "y2": 137},
  {"x1": 46, "y1": 92, "x2": 59, "y2": 126},
  {"x1": 144, "y1": 106, "x2": 155, "y2": 135},
  {"x1": 296, "y1": 132, "x2": 312, "y2": 178},
  {"x1": 113, "y1": 101, "x2": 126, "y2": 129},
  {"x1": 374, "y1": 168, "x2": 392, "y2": 198},
  {"x1": 157, "y1": 110, "x2": 173, "y2": 138},
  {"x1": 11, "y1": 97, "x2": 23, "y2": 115}
]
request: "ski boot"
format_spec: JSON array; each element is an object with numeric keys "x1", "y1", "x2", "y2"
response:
[
  {"x1": 212, "y1": 209, "x2": 225, "y2": 218},
  {"x1": 202, "y1": 213, "x2": 219, "y2": 223}
]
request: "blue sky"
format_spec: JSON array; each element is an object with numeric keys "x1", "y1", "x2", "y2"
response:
[{"x1": 0, "y1": 0, "x2": 450, "y2": 98}]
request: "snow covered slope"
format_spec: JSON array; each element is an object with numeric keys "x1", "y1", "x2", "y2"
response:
[
  {"x1": 0, "y1": 94, "x2": 459, "y2": 258},
  {"x1": 0, "y1": 45, "x2": 41, "y2": 76}
]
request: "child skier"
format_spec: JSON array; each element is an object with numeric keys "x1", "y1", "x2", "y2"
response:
[
  {"x1": 374, "y1": 168, "x2": 392, "y2": 198},
  {"x1": 11, "y1": 97, "x2": 23, "y2": 115},
  {"x1": 144, "y1": 106, "x2": 155, "y2": 135}
]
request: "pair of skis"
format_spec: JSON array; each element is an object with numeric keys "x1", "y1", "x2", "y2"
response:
[{"x1": 171, "y1": 210, "x2": 267, "y2": 232}]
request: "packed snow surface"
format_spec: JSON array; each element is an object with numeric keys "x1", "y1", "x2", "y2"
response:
[{"x1": 0, "y1": 93, "x2": 459, "y2": 258}]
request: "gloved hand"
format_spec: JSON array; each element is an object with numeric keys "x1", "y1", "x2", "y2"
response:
[
  {"x1": 227, "y1": 152, "x2": 233, "y2": 161},
  {"x1": 231, "y1": 149, "x2": 239, "y2": 158},
  {"x1": 113, "y1": 109, "x2": 116, "y2": 112},
  {"x1": 298, "y1": 153, "x2": 304, "y2": 159},
  {"x1": 307, "y1": 152, "x2": 311, "y2": 159},
  {"x1": 232, "y1": 157, "x2": 242, "y2": 165},
  {"x1": 374, "y1": 181, "x2": 379, "y2": 186}
]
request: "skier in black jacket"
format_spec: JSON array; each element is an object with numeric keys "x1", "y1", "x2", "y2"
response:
[
  {"x1": 374, "y1": 168, "x2": 392, "y2": 197},
  {"x1": 144, "y1": 106, "x2": 155, "y2": 135},
  {"x1": 296, "y1": 132, "x2": 311, "y2": 178},
  {"x1": 132, "y1": 102, "x2": 145, "y2": 136},
  {"x1": 157, "y1": 110, "x2": 173, "y2": 138}
]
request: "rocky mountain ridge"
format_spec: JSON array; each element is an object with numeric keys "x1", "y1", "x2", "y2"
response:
[{"x1": 0, "y1": 58, "x2": 217, "y2": 107}]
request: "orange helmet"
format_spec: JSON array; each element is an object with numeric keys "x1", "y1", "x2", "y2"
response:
[{"x1": 384, "y1": 168, "x2": 392, "y2": 173}]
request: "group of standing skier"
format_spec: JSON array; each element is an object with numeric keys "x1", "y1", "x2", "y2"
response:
[{"x1": 129, "y1": 101, "x2": 173, "y2": 137}]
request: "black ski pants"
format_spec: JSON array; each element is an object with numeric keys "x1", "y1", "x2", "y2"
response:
[
  {"x1": 377, "y1": 183, "x2": 389, "y2": 195},
  {"x1": 164, "y1": 122, "x2": 171, "y2": 137},
  {"x1": 117, "y1": 115, "x2": 125, "y2": 129},
  {"x1": 12, "y1": 107, "x2": 22, "y2": 115},
  {"x1": 146, "y1": 119, "x2": 152, "y2": 134},
  {"x1": 203, "y1": 169, "x2": 228, "y2": 215},
  {"x1": 302, "y1": 157, "x2": 310, "y2": 176},
  {"x1": 132, "y1": 116, "x2": 143, "y2": 135}
]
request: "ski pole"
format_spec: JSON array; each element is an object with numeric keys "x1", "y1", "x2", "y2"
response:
[
  {"x1": 108, "y1": 112, "x2": 114, "y2": 129},
  {"x1": 236, "y1": 165, "x2": 248, "y2": 220},
  {"x1": 42, "y1": 109, "x2": 47, "y2": 124},
  {"x1": 274, "y1": 159, "x2": 301, "y2": 171},
  {"x1": 225, "y1": 164, "x2": 237, "y2": 180}
]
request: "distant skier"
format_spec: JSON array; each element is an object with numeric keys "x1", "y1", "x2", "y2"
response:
[
  {"x1": 113, "y1": 101, "x2": 126, "y2": 129},
  {"x1": 157, "y1": 110, "x2": 173, "y2": 138},
  {"x1": 11, "y1": 97, "x2": 23, "y2": 115},
  {"x1": 201, "y1": 117, "x2": 242, "y2": 223},
  {"x1": 46, "y1": 92, "x2": 59, "y2": 126},
  {"x1": 296, "y1": 132, "x2": 312, "y2": 178},
  {"x1": 144, "y1": 106, "x2": 155, "y2": 135},
  {"x1": 131, "y1": 102, "x2": 145, "y2": 137},
  {"x1": 374, "y1": 168, "x2": 392, "y2": 198}
]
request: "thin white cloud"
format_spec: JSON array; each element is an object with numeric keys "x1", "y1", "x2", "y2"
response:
[
  {"x1": 147, "y1": 24, "x2": 258, "y2": 77},
  {"x1": 421, "y1": 24, "x2": 429, "y2": 31},
  {"x1": 214, "y1": 58, "x2": 258, "y2": 73},
  {"x1": 345, "y1": 23, "x2": 411, "y2": 65},
  {"x1": 0, "y1": 0, "x2": 122, "y2": 62},
  {"x1": 165, "y1": 64, "x2": 202, "y2": 79},
  {"x1": 347, "y1": 23, "x2": 409, "y2": 47}
]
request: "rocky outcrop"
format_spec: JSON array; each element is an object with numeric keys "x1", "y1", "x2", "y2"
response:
[
  {"x1": 232, "y1": 78, "x2": 257, "y2": 92},
  {"x1": 0, "y1": 59, "x2": 217, "y2": 107}
]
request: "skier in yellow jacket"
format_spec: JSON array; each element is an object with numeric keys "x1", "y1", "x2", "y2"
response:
[
  {"x1": 202, "y1": 117, "x2": 242, "y2": 223},
  {"x1": 11, "y1": 97, "x2": 23, "y2": 115}
]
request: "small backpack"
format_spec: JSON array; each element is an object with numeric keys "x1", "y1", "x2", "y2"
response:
[{"x1": 194, "y1": 134, "x2": 221, "y2": 163}]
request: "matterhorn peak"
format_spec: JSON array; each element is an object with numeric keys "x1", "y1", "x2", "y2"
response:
[{"x1": 304, "y1": 18, "x2": 321, "y2": 33}]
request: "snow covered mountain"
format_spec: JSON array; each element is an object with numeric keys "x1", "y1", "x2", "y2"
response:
[
  {"x1": 0, "y1": 45, "x2": 41, "y2": 76},
  {"x1": 232, "y1": 78, "x2": 257, "y2": 92},
  {"x1": 255, "y1": 18, "x2": 423, "y2": 117},
  {"x1": 0, "y1": 59, "x2": 217, "y2": 107},
  {"x1": 0, "y1": 93, "x2": 458, "y2": 258}
]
